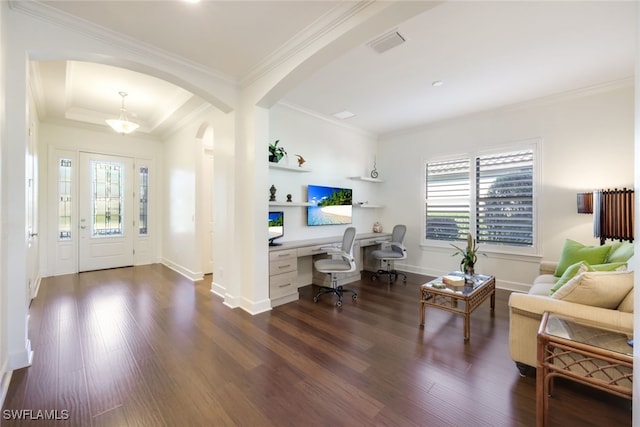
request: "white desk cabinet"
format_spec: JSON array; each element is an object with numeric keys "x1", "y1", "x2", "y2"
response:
[
  {"x1": 269, "y1": 249, "x2": 298, "y2": 306},
  {"x1": 268, "y1": 232, "x2": 391, "y2": 307}
]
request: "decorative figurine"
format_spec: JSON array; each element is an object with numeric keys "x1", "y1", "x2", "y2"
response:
[
  {"x1": 295, "y1": 154, "x2": 306, "y2": 167},
  {"x1": 373, "y1": 222, "x2": 383, "y2": 233},
  {"x1": 269, "y1": 185, "x2": 277, "y2": 202},
  {"x1": 370, "y1": 156, "x2": 379, "y2": 179},
  {"x1": 286, "y1": 194, "x2": 292, "y2": 202}
]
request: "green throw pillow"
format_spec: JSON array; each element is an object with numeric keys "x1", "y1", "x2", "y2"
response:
[
  {"x1": 606, "y1": 242, "x2": 634, "y2": 263},
  {"x1": 554, "y1": 239, "x2": 611, "y2": 277},
  {"x1": 590, "y1": 262, "x2": 628, "y2": 271},
  {"x1": 549, "y1": 261, "x2": 589, "y2": 295}
]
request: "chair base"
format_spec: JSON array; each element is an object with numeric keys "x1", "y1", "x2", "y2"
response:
[
  {"x1": 313, "y1": 285, "x2": 357, "y2": 307},
  {"x1": 372, "y1": 268, "x2": 407, "y2": 284}
]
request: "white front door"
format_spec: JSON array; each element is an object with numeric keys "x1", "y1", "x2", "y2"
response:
[{"x1": 78, "y1": 152, "x2": 134, "y2": 272}]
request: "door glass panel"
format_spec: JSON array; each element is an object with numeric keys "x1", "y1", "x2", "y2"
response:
[
  {"x1": 91, "y1": 160, "x2": 124, "y2": 237},
  {"x1": 58, "y1": 158, "x2": 72, "y2": 240},
  {"x1": 139, "y1": 166, "x2": 148, "y2": 235}
]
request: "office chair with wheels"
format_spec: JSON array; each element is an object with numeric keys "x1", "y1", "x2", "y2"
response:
[
  {"x1": 371, "y1": 224, "x2": 407, "y2": 283},
  {"x1": 313, "y1": 227, "x2": 357, "y2": 307}
]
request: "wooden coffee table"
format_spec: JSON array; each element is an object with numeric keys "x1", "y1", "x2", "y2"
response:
[{"x1": 419, "y1": 272, "x2": 495, "y2": 340}]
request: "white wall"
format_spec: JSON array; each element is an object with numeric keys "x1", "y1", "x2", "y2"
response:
[
  {"x1": 632, "y1": 6, "x2": 639, "y2": 425},
  {"x1": 378, "y1": 84, "x2": 635, "y2": 292},
  {"x1": 162, "y1": 122, "x2": 199, "y2": 279},
  {"x1": 269, "y1": 103, "x2": 381, "y2": 242},
  {"x1": 0, "y1": 0, "x2": 9, "y2": 406}
]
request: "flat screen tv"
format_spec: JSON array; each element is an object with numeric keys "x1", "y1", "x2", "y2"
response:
[
  {"x1": 307, "y1": 184, "x2": 353, "y2": 226},
  {"x1": 268, "y1": 211, "x2": 284, "y2": 246}
]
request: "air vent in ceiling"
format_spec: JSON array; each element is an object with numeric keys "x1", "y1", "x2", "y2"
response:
[{"x1": 368, "y1": 30, "x2": 406, "y2": 54}]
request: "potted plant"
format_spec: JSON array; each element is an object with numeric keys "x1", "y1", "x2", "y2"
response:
[
  {"x1": 268, "y1": 140, "x2": 287, "y2": 163},
  {"x1": 451, "y1": 233, "x2": 485, "y2": 276}
]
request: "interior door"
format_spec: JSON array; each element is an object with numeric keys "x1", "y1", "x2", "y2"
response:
[{"x1": 79, "y1": 152, "x2": 134, "y2": 272}]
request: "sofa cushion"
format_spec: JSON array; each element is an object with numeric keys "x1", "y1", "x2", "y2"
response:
[
  {"x1": 607, "y1": 241, "x2": 634, "y2": 263},
  {"x1": 549, "y1": 261, "x2": 628, "y2": 295},
  {"x1": 551, "y1": 270, "x2": 634, "y2": 309},
  {"x1": 617, "y1": 289, "x2": 634, "y2": 313},
  {"x1": 554, "y1": 239, "x2": 611, "y2": 276},
  {"x1": 549, "y1": 261, "x2": 590, "y2": 295},
  {"x1": 529, "y1": 280, "x2": 556, "y2": 296}
]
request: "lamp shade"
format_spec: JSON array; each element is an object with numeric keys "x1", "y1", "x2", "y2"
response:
[{"x1": 106, "y1": 91, "x2": 139, "y2": 135}]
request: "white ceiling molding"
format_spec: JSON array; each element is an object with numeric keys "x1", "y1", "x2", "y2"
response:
[
  {"x1": 383, "y1": 77, "x2": 636, "y2": 139},
  {"x1": 276, "y1": 100, "x2": 376, "y2": 139},
  {"x1": 10, "y1": 0, "x2": 235, "y2": 85},
  {"x1": 240, "y1": 1, "x2": 376, "y2": 87}
]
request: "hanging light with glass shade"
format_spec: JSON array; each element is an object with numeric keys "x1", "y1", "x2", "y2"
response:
[{"x1": 105, "y1": 91, "x2": 139, "y2": 135}]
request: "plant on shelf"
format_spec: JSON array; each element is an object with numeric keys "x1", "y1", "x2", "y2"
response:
[
  {"x1": 268, "y1": 140, "x2": 287, "y2": 163},
  {"x1": 451, "y1": 233, "x2": 486, "y2": 276}
]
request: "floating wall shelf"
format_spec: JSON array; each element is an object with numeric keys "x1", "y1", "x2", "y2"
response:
[
  {"x1": 269, "y1": 201, "x2": 313, "y2": 207},
  {"x1": 349, "y1": 176, "x2": 384, "y2": 183},
  {"x1": 353, "y1": 203, "x2": 384, "y2": 209},
  {"x1": 269, "y1": 163, "x2": 312, "y2": 173}
]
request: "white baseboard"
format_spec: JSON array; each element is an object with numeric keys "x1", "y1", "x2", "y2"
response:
[
  {"x1": 210, "y1": 280, "x2": 225, "y2": 298},
  {"x1": 395, "y1": 262, "x2": 531, "y2": 293},
  {"x1": 0, "y1": 360, "x2": 13, "y2": 409},
  {"x1": 8, "y1": 340, "x2": 33, "y2": 370},
  {"x1": 161, "y1": 259, "x2": 204, "y2": 281}
]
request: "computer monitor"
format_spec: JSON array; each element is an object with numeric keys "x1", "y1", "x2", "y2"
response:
[{"x1": 268, "y1": 211, "x2": 284, "y2": 246}]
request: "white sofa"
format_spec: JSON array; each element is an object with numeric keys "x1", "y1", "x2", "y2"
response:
[{"x1": 508, "y1": 246, "x2": 634, "y2": 375}]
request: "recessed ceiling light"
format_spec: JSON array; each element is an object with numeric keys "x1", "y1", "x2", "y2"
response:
[
  {"x1": 333, "y1": 110, "x2": 356, "y2": 120},
  {"x1": 184, "y1": 0, "x2": 201, "y2": 3},
  {"x1": 432, "y1": 80, "x2": 444, "y2": 87}
]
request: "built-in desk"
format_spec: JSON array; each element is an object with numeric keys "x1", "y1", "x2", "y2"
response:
[{"x1": 268, "y1": 232, "x2": 392, "y2": 307}]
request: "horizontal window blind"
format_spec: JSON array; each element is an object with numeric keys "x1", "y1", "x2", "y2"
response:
[
  {"x1": 476, "y1": 150, "x2": 533, "y2": 246},
  {"x1": 425, "y1": 158, "x2": 470, "y2": 241}
]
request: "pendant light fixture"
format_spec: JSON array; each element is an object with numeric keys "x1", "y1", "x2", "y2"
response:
[{"x1": 105, "y1": 91, "x2": 139, "y2": 135}]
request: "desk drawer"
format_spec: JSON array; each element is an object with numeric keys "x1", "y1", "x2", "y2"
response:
[
  {"x1": 269, "y1": 249, "x2": 297, "y2": 262},
  {"x1": 270, "y1": 258, "x2": 296, "y2": 275},
  {"x1": 270, "y1": 271, "x2": 298, "y2": 298},
  {"x1": 360, "y1": 236, "x2": 390, "y2": 247},
  {"x1": 297, "y1": 243, "x2": 337, "y2": 257}
]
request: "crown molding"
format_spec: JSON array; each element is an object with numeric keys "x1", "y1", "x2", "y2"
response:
[
  {"x1": 239, "y1": 1, "x2": 379, "y2": 88},
  {"x1": 9, "y1": 0, "x2": 236, "y2": 86},
  {"x1": 277, "y1": 100, "x2": 377, "y2": 139},
  {"x1": 384, "y1": 77, "x2": 635, "y2": 139}
]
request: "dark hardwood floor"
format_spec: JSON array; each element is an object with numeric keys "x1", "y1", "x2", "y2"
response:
[{"x1": 2, "y1": 264, "x2": 631, "y2": 426}]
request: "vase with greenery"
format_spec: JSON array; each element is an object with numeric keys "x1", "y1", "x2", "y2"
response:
[
  {"x1": 451, "y1": 233, "x2": 485, "y2": 277},
  {"x1": 268, "y1": 140, "x2": 287, "y2": 163}
]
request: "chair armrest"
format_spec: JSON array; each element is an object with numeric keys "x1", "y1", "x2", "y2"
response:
[
  {"x1": 539, "y1": 261, "x2": 558, "y2": 275},
  {"x1": 389, "y1": 242, "x2": 406, "y2": 251},
  {"x1": 323, "y1": 249, "x2": 353, "y2": 260}
]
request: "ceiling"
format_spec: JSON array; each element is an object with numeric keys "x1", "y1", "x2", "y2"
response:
[{"x1": 25, "y1": 1, "x2": 637, "y2": 138}]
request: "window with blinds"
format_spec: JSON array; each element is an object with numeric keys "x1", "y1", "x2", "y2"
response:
[
  {"x1": 476, "y1": 150, "x2": 534, "y2": 246},
  {"x1": 425, "y1": 146, "x2": 535, "y2": 248},
  {"x1": 425, "y1": 158, "x2": 470, "y2": 241}
]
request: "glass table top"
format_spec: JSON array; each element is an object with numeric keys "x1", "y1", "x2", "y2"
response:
[
  {"x1": 544, "y1": 314, "x2": 633, "y2": 356},
  {"x1": 423, "y1": 271, "x2": 493, "y2": 296}
]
